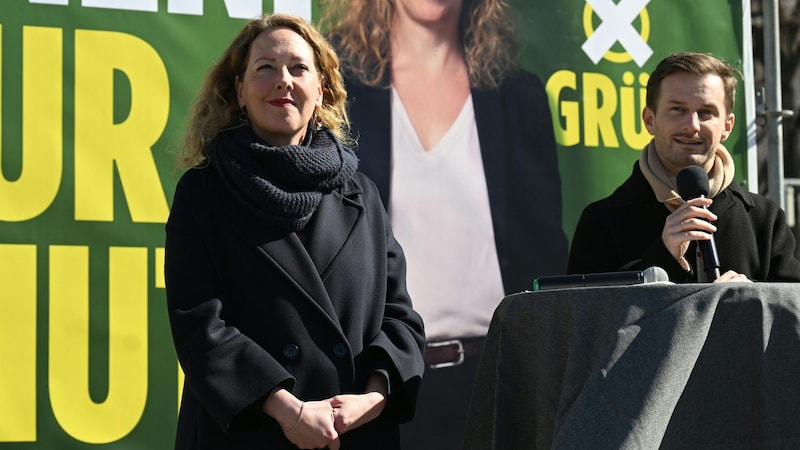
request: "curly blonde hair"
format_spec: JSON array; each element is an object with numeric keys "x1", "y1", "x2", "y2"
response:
[
  {"x1": 178, "y1": 13, "x2": 350, "y2": 168},
  {"x1": 320, "y1": 0, "x2": 519, "y2": 89}
]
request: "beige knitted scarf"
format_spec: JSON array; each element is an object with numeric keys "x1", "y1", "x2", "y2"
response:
[{"x1": 638, "y1": 140, "x2": 735, "y2": 211}]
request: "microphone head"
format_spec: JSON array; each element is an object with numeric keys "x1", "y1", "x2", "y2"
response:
[
  {"x1": 642, "y1": 266, "x2": 670, "y2": 283},
  {"x1": 676, "y1": 165, "x2": 710, "y2": 200}
]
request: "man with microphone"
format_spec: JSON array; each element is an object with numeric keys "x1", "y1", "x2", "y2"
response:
[{"x1": 568, "y1": 52, "x2": 800, "y2": 282}]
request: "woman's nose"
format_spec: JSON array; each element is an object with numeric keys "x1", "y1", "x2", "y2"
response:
[{"x1": 275, "y1": 67, "x2": 292, "y2": 91}]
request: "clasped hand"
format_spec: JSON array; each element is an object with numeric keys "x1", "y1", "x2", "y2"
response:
[{"x1": 265, "y1": 387, "x2": 386, "y2": 450}]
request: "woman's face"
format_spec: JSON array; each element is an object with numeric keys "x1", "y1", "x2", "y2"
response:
[{"x1": 236, "y1": 27, "x2": 323, "y2": 146}]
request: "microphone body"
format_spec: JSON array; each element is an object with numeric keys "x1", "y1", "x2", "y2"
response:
[
  {"x1": 695, "y1": 209, "x2": 721, "y2": 280},
  {"x1": 533, "y1": 266, "x2": 669, "y2": 291},
  {"x1": 676, "y1": 166, "x2": 721, "y2": 281}
]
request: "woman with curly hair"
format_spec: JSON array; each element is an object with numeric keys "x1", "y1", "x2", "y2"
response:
[
  {"x1": 322, "y1": 1, "x2": 568, "y2": 448},
  {"x1": 166, "y1": 13, "x2": 425, "y2": 450}
]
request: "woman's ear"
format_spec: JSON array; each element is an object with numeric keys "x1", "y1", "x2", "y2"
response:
[{"x1": 235, "y1": 75, "x2": 244, "y2": 108}]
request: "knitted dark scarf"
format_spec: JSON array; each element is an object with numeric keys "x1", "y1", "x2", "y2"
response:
[{"x1": 210, "y1": 125, "x2": 358, "y2": 231}]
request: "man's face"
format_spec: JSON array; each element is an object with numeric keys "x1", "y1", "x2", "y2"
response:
[{"x1": 642, "y1": 72, "x2": 735, "y2": 176}]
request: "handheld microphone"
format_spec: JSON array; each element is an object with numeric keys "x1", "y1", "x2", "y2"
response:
[
  {"x1": 532, "y1": 266, "x2": 669, "y2": 291},
  {"x1": 676, "y1": 165, "x2": 721, "y2": 281}
]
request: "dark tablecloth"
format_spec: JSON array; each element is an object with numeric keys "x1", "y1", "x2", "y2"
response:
[{"x1": 465, "y1": 283, "x2": 800, "y2": 449}]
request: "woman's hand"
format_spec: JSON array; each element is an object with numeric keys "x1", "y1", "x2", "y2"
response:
[
  {"x1": 328, "y1": 391, "x2": 386, "y2": 434},
  {"x1": 263, "y1": 388, "x2": 340, "y2": 449},
  {"x1": 287, "y1": 400, "x2": 341, "y2": 450},
  {"x1": 327, "y1": 373, "x2": 387, "y2": 434}
]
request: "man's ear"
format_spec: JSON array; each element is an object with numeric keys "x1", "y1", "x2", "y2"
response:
[
  {"x1": 642, "y1": 107, "x2": 656, "y2": 135},
  {"x1": 721, "y1": 113, "x2": 735, "y2": 142}
]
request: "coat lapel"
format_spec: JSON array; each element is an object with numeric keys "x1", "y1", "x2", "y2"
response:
[
  {"x1": 256, "y1": 230, "x2": 338, "y2": 320},
  {"x1": 302, "y1": 186, "x2": 363, "y2": 280},
  {"x1": 205, "y1": 171, "x2": 352, "y2": 322}
]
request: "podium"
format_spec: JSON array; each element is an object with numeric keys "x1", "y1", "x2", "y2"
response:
[{"x1": 465, "y1": 283, "x2": 800, "y2": 449}]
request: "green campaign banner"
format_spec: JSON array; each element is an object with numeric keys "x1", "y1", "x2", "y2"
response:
[
  {"x1": 0, "y1": 0, "x2": 750, "y2": 448},
  {"x1": 512, "y1": 0, "x2": 754, "y2": 238},
  {"x1": 0, "y1": 2, "x2": 315, "y2": 448}
]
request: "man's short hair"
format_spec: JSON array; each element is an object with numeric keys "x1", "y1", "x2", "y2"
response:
[{"x1": 645, "y1": 52, "x2": 741, "y2": 114}]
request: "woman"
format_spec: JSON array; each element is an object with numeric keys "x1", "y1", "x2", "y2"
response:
[
  {"x1": 321, "y1": 1, "x2": 567, "y2": 448},
  {"x1": 165, "y1": 13, "x2": 425, "y2": 450}
]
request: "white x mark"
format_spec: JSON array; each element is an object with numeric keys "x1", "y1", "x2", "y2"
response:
[{"x1": 582, "y1": 0, "x2": 653, "y2": 67}]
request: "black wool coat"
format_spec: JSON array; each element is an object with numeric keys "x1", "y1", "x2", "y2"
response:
[
  {"x1": 165, "y1": 166, "x2": 425, "y2": 450},
  {"x1": 568, "y1": 162, "x2": 800, "y2": 282}
]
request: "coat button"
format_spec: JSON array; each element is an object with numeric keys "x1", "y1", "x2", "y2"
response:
[
  {"x1": 332, "y1": 343, "x2": 348, "y2": 358},
  {"x1": 283, "y1": 344, "x2": 300, "y2": 360}
]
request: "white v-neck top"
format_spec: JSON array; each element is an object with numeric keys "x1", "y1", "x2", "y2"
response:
[{"x1": 388, "y1": 87, "x2": 505, "y2": 340}]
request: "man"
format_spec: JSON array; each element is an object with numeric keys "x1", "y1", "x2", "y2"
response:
[{"x1": 568, "y1": 52, "x2": 800, "y2": 282}]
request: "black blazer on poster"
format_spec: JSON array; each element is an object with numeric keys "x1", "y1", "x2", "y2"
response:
[
  {"x1": 345, "y1": 70, "x2": 568, "y2": 293},
  {"x1": 165, "y1": 166, "x2": 425, "y2": 450}
]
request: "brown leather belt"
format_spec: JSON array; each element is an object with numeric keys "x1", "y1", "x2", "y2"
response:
[{"x1": 424, "y1": 337, "x2": 485, "y2": 369}]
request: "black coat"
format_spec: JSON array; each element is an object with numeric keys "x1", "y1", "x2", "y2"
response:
[
  {"x1": 344, "y1": 70, "x2": 568, "y2": 294},
  {"x1": 568, "y1": 162, "x2": 800, "y2": 282},
  {"x1": 165, "y1": 166, "x2": 425, "y2": 449}
]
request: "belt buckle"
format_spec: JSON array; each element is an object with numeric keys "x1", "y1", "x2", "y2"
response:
[{"x1": 427, "y1": 339, "x2": 464, "y2": 369}]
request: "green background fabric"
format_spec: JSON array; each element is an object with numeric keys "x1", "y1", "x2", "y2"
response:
[{"x1": 0, "y1": 1, "x2": 748, "y2": 447}]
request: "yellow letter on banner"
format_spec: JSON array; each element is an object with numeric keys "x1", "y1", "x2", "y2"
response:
[
  {"x1": 49, "y1": 246, "x2": 148, "y2": 444},
  {"x1": 582, "y1": 72, "x2": 620, "y2": 149},
  {"x1": 0, "y1": 26, "x2": 63, "y2": 222},
  {"x1": 545, "y1": 70, "x2": 580, "y2": 147},
  {"x1": 154, "y1": 247, "x2": 185, "y2": 410},
  {"x1": 620, "y1": 71, "x2": 652, "y2": 150},
  {"x1": 0, "y1": 244, "x2": 37, "y2": 442},
  {"x1": 74, "y1": 30, "x2": 169, "y2": 223}
]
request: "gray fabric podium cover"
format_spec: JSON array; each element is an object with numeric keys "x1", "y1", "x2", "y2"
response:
[{"x1": 465, "y1": 283, "x2": 800, "y2": 449}]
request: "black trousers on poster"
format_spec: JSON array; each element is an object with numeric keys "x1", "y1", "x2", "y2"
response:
[{"x1": 400, "y1": 338, "x2": 483, "y2": 450}]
